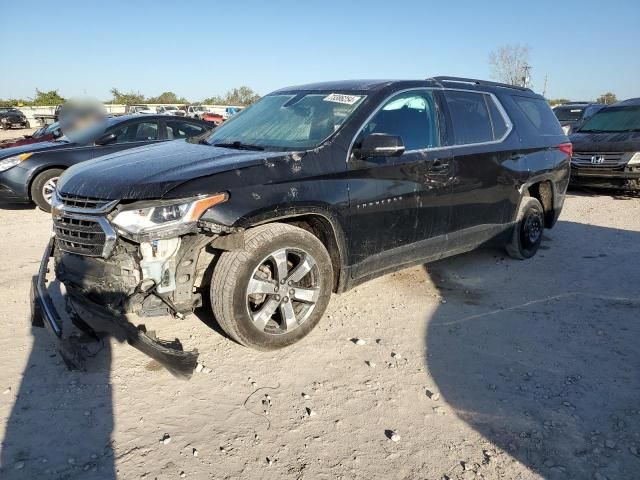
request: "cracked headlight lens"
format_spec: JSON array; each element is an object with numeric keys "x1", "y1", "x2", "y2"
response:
[
  {"x1": 0, "y1": 153, "x2": 33, "y2": 172},
  {"x1": 112, "y1": 193, "x2": 228, "y2": 235}
]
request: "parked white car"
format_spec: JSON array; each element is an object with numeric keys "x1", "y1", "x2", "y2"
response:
[
  {"x1": 128, "y1": 105, "x2": 155, "y2": 115},
  {"x1": 156, "y1": 105, "x2": 185, "y2": 116},
  {"x1": 186, "y1": 105, "x2": 208, "y2": 119}
]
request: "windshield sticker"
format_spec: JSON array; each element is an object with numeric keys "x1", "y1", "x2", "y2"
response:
[{"x1": 323, "y1": 93, "x2": 362, "y2": 105}]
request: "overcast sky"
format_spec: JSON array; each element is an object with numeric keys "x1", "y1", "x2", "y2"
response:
[{"x1": 1, "y1": 0, "x2": 638, "y2": 102}]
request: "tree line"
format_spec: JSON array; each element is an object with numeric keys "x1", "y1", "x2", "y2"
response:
[{"x1": 0, "y1": 86, "x2": 261, "y2": 107}]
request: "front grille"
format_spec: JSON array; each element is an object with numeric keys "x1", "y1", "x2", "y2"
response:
[
  {"x1": 56, "y1": 192, "x2": 115, "y2": 211},
  {"x1": 54, "y1": 215, "x2": 108, "y2": 256},
  {"x1": 571, "y1": 152, "x2": 627, "y2": 169}
]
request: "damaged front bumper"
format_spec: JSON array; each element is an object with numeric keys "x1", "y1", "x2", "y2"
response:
[{"x1": 31, "y1": 237, "x2": 199, "y2": 377}]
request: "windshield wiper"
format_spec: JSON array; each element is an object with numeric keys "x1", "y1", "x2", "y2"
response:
[{"x1": 213, "y1": 141, "x2": 264, "y2": 151}]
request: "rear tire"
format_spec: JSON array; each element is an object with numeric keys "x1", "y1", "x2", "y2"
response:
[
  {"x1": 211, "y1": 223, "x2": 333, "y2": 350},
  {"x1": 30, "y1": 168, "x2": 63, "y2": 213},
  {"x1": 506, "y1": 196, "x2": 545, "y2": 260}
]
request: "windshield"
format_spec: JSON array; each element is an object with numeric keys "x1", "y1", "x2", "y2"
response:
[
  {"x1": 553, "y1": 106, "x2": 585, "y2": 122},
  {"x1": 578, "y1": 106, "x2": 640, "y2": 133},
  {"x1": 202, "y1": 93, "x2": 366, "y2": 150},
  {"x1": 165, "y1": 106, "x2": 177, "y2": 110},
  {"x1": 194, "y1": 106, "x2": 205, "y2": 111}
]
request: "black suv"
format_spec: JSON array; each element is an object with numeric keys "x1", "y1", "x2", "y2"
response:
[
  {"x1": 569, "y1": 98, "x2": 640, "y2": 190},
  {"x1": 552, "y1": 102, "x2": 605, "y2": 135},
  {"x1": 33, "y1": 77, "x2": 570, "y2": 375},
  {"x1": 0, "y1": 107, "x2": 29, "y2": 130}
]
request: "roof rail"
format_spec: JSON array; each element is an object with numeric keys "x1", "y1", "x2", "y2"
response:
[{"x1": 430, "y1": 76, "x2": 532, "y2": 93}]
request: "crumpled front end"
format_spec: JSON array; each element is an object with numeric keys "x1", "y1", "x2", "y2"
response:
[{"x1": 31, "y1": 191, "x2": 228, "y2": 377}]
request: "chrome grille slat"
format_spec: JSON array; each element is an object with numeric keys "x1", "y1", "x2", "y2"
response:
[
  {"x1": 54, "y1": 191, "x2": 118, "y2": 215},
  {"x1": 54, "y1": 215, "x2": 108, "y2": 256},
  {"x1": 571, "y1": 151, "x2": 627, "y2": 168},
  {"x1": 52, "y1": 192, "x2": 118, "y2": 258}
]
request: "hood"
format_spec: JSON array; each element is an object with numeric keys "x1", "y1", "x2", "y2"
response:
[
  {"x1": 0, "y1": 134, "x2": 54, "y2": 149},
  {"x1": 0, "y1": 139, "x2": 76, "y2": 159},
  {"x1": 569, "y1": 130, "x2": 640, "y2": 152},
  {"x1": 57, "y1": 139, "x2": 289, "y2": 200}
]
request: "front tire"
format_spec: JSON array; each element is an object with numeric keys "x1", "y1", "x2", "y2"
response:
[
  {"x1": 506, "y1": 196, "x2": 545, "y2": 260},
  {"x1": 30, "y1": 168, "x2": 63, "y2": 213},
  {"x1": 211, "y1": 223, "x2": 333, "y2": 350}
]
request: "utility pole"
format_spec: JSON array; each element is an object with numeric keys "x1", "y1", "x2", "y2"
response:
[
  {"x1": 542, "y1": 75, "x2": 548, "y2": 97},
  {"x1": 521, "y1": 64, "x2": 532, "y2": 88}
]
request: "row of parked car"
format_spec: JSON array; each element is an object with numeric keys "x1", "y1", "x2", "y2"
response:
[{"x1": 127, "y1": 104, "x2": 242, "y2": 124}]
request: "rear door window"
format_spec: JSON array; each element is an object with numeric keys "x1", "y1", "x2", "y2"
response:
[
  {"x1": 443, "y1": 90, "x2": 508, "y2": 145},
  {"x1": 513, "y1": 96, "x2": 564, "y2": 135},
  {"x1": 165, "y1": 120, "x2": 207, "y2": 139},
  {"x1": 110, "y1": 121, "x2": 160, "y2": 143}
]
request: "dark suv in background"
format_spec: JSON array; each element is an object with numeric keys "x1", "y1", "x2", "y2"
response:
[
  {"x1": 569, "y1": 98, "x2": 640, "y2": 190},
  {"x1": 0, "y1": 107, "x2": 29, "y2": 130},
  {"x1": 33, "y1": 77, "x2": 571, "y2": 375},
  {"x1": 552, "y1": 102, "x2": 605, "y2": 135}
]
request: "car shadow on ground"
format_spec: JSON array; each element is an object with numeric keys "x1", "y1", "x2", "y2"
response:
[
  {"x1": 0, "y1": 203, "x2": 35, "y2": 211},
  {"x1": 568, "y1": 186, "x2": 640, "y2": 200},
  {"x1": 0, "y1": 285, "x2": 116, "y2": 479},
  {"x1": 424, "y1": 220, "x2": 640, "y2": 479}
]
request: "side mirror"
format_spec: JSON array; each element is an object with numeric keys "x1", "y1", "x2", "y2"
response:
[
  {"x1": 354, "y1": 134, "x2": 405, "y2": 159},
  {"x1": 95, "y1": 132, "x2": 116, "y2": 146}
]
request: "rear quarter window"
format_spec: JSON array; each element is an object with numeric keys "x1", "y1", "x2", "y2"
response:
[{"x1": 513, "y1": 95, "x2": 564, "y2": 135}]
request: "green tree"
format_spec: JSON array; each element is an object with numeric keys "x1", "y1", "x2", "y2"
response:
[
  {"x1": 146, "y1": 91, "x2": 189, "y2": 104},
  {"x1": 204, "y1": 86, "x2": 260, "y2": 106},
  {"x1": 596, "y1": 92, "x2": 617, "y2": 105},
  {"x1": 547, "y1": 98, "x2": 571, "y2": 106},
  {"x1": 109, "y1": 88, "x2": 145, "y2": 105},
  {"x1": 31, "y1": 89, "x2": 65, "y2": 106},
  {"x1": 0, "y1": 98, "x2": 26, "y2": 107}
]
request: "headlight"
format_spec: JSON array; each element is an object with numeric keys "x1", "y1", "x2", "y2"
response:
[
  {"x1": 629, "y1": 152, "x2": 640, "y2": 165},
  {"x1": 112, "y1": 193, "x2": 228, "y2": 236},
  {"x1": 0, "y1": 153, "x2": 33, "y2": 172}
]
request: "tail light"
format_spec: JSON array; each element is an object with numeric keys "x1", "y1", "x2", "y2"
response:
[{"x1": 558, "y1": 142, "x2": 573, "y2": 158}]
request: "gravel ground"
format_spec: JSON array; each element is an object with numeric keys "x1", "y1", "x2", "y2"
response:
[{"x1": 0, "y1": 127, "x2": 639, "y2": 479}]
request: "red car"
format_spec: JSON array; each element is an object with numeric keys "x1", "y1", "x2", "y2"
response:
[
  {"x1": 0, "y1": 122, "x2": 62, "y2": 149},
  {"x1": 201, "y1": 112, "x2": 224, "y2": 125}
]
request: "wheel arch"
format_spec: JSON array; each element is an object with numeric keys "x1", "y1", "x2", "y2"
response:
[
  {"x1": 26, "y1": 164, "x2": 67, "y2": 200},
  {"x1": 518, "y1": 177, "x2": 558, "y2": 228},
  {"x1": 249, "y1": 213, "x2": 348, "y2": 293}
]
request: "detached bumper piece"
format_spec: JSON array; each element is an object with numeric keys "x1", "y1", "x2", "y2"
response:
[{"x1": 31, "y1": 238, "x2": 199, "y2": 378}]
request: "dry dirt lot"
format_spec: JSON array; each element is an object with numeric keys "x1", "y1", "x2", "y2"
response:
[{"x1": 0, "y1": 127, "x2": 639, "y2": 480}]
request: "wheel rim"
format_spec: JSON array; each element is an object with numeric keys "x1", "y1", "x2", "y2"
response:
[
  {"x1": 521, "y1": 210, "x2": 543, "y2": 248},
  {"x1": 42, "y1": 177, "x2": 59, "y2": 205},
  {"x1": 246, "y1": 247, "x2": 321, "y2": 335}
]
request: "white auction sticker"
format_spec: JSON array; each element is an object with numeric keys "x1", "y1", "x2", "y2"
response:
[{"x1": 323, "y1": 93, "x2": 362, "y2": 105}]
